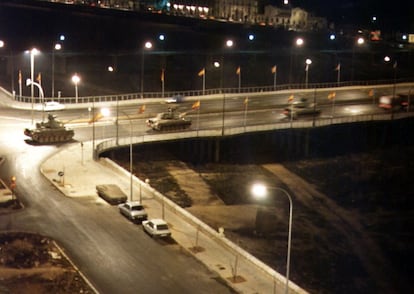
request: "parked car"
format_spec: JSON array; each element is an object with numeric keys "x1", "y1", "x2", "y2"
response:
[
  {"x1": 96, "y1": 184, "x2": 127, "y2": 205},
  {"x1": 142, "y1": 219, "x2": 171, "y2": 238},
  {"x1": 118, "y1": 201, "x2": 147, "y2": 223}
]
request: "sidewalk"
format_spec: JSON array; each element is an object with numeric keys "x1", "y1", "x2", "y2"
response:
[{"x1": 40, "y1": 141, "x2": 308, "y2": 294}]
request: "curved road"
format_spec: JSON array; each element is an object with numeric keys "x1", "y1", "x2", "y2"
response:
[{"x1": 0, "y1": 116, "x2": 234, "y2": 293}]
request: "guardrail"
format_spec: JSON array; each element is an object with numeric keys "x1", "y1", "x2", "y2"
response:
[
  {"x1": 96, "y1": 110, "x2": 411, "y2": 157},
  {"x1": 11, "y1": 77, "x2": 414, "y2": 105}
]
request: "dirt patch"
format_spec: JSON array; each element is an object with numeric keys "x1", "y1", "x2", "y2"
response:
[
  {"x1": 0, "y1": 232, "x2": 95, "y2": 294},
  {"x1": 113, "y1": 146, "x2": 413, "y2": 294}
]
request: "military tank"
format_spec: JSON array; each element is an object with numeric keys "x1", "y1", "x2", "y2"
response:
[
  {"x1": 24, "y1": 114, "x2": 74, "y2": 143},
  {"x1": 146, "y1": 107, "x2": 191, "y2": 131}
]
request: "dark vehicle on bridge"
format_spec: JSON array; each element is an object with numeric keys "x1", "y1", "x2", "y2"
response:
[
  {"x1": 146, "y1": 107, "x2": 191, "y2": 131},
  {"x1": 24, "y1": 114, "x2": 74, "y2": 143}
]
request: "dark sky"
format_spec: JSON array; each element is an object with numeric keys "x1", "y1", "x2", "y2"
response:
[{"x1": 265, "y1": 0, "x2": 414, "y2": 31}]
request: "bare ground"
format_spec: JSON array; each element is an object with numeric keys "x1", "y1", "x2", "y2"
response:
[
  {"x1": 128, "y1": 148, "x2": 413, "y2": 294},
  {"x1": 0, "y1": 232, "x2": 95, "y2": 294}
]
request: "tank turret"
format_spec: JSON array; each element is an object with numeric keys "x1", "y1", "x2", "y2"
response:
[
  {"x1": 146, "y1": 107, "x2": 191, "y2": 131},
  {"x1": 24, "y1": 114, "x2": 74, "y2": 143}
]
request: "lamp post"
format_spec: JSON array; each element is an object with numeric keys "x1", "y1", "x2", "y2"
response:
[
  {"x1": 28, "y1": 48, "x2": 39, "y2": 125},
  {"x1": 26, "y1": 78, "x2": 45, "y2": 121},
  {"x1": 52, "y1": 42, "x2": 62, "y2": 99},
  {"x1": 71, "y1": 73, "x2": 80, "y2": 103},
  {"x1": 251, "y1": 183, "x2": 293, "y2": 294},
  {"x1": 140, "y1": 41, "x2": 153, "y2": 98},
  {"x1": 289, "y1": 37, "x2": 304, "y2": 84},
  {"x1": 91, "y1": 107, "x2": 110, "y2": 160},
  {"x1": 305, "y1": 58, "x2": 312, "y2": 89},
  {"x1": 351, "y1": 37, "x2": 364, "y2": 82},
  {"x1": 116, "y1": 110, "x2": 134, "y2": 201}
]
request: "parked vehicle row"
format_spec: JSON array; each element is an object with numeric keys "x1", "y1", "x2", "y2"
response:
[{"x1": 95, "y1": 184, "x2": 172, "y2": 238}]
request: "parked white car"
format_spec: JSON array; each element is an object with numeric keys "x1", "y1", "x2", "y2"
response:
[
  {"x1": 142, "y1": 219, "x2": 171, "y2": 238},
  {"x1": 118, "y1": 201, "x2": 147, "y2": 223}
]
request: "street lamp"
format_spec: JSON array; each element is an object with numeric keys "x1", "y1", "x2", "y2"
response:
[
  {"x1": 52, "y1": 42, "x2": 62, "y2": 98},
  {"x1": 140, "y1": 41, "x2": 153, "y2": 98},
  {"x1": 115, "y1": 110, "x2": 134, "y2": 201},
  {"x1": 91, "y1": 107, "x2": 110, "y2": 159},
  {"x1": 27, "y1": 48, "x2": 39, "y2": 125},
  {"x1": 251, "y1": 183, "x2": 293, "y2": 294},
  {"x1": 26, "y1": 78, "x2": 45, "y2": 120},
  {"x1": 305, "y1": 58, "x2": 312, "y2": 88},
  {"x1": 351, "y1": 37, "x2": 365, "y2": 82},
  {"x1": 71, "y1": 73, "x2": 80, "y2": 103},
  {"x1": 289, "y1": 37, "x2": 304, "y2": 84}
]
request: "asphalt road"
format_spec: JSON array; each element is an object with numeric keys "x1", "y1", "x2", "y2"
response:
[{"x1": 0, "y1": 115, "x2": 235, "y2": 294}]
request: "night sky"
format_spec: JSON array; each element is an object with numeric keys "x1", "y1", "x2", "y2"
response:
[{"x1": 265, "y1": 0, "x2": 414, "y2": 31}]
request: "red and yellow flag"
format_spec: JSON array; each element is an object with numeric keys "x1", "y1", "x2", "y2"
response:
[
  {"x1": 198, "y1": 68, "x2": 205, "y2": 77},
  {"x1": 160, "y1": 69, "x2": 165, "y2": 82},
  {"x1": 18, "y1": 70, "x2": 22, "y2": 83},
  {"x1": 244, "y1": 97, "x2": 249, "y2": 105},
  {"x1": 192, "y1": 100, "x2": 200, "y2": 110},
  {"x1": 368, "y1": 89, "x2": 374, "y2": 97},
  {"x1": 288, "y1": 95, "x2": 294, "y2": 102},
  {"x1": 138, "y1": 104, "x2": 146, "y2": 114},
  {"x1": 271, "y1": 65, "x2": 277, "y2": 74},
  {"x1": 36, "y1": 72, "x2": 41, "y2": 84},
  {"x1": 328, "y1": 92, "x2": 336, "y2": 100},
  {"x1": 236, "y1": 66, "x2": 241, "y2": 75},
  {"x1": 89, "y1": 112, "x2": 103, "y2": 124}
]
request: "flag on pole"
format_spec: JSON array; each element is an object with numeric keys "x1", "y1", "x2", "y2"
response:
[
  {"x1": 328, "y1": 92, "x2": 336, "y2": 100},
  {"x1": 160, "y1": 69, "x2": 165, "y2": 82},
  {"x1": 244, "y1": 97, "x2": 249, "y2": 105},
  {"x1": 368, "y1": 89, "x2": 374, "y2": 97},
  {"x1": 198, "y1": 68, "x2": 205, "y2": 76},
  {"x1": 236, "y1": 66, "x2": 241, "y2": 75},
  {"x1": 89, "y1": 112, "x2": 103, "y2": 124},
  {"x1": 192, "y1": 100, "x2": 200, "y2": 110},
  {"x1": 36, "y1": 72, "x2": 41, "y2": 84},
  {"x1": 138, "y1": 104, "x2": 146, "y2": 114},
  {"x1": 393, "y1": 61, "x2": 398, "y2": 69},
  {"x1": 335, "y1": 63, "x2": 341, "y2": 71},
  {"x1": 18, "y1": 70, "x2": 22, "y2": 84},
  {"x1": 288, "y1": 95, "x2": 294, "y2": 102},
  {"x1": 271, "y1": 65, "x2": 277, "y2": 74}
]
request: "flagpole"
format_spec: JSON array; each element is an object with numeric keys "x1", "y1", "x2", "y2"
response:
[
  {"x1": 203, "y1": 73, "x2": 205, "y2": 95},
  {"x1": 337, "y1": 64, "x2": 341, "y2": 86},
  {"x1": 238, "y1": 71, "x2": 241, "y2": 93},
  {"x1": 161, "y1": 69, "x2": 165, "y2": 98},
  {"x1": 244, "y1": 97, "x2": 248, "y2": 131}
]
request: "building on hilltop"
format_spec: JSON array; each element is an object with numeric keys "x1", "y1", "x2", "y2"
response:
[{"x1": 257, "y1": 5, "x2": 328, "y2": 31}]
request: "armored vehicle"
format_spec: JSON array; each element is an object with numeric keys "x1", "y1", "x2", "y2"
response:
[
  {"x1": 146, "y1": 107, "x2": 191, "y2": 131},
  {"x1": 24, "y1": 114, "x2": 74, "y2": 143}
]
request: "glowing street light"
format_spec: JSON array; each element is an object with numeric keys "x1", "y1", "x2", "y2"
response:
[
  {"x1": 71, "y1": 73, "x2": 81, "y2": 103},
  {"x1": 225, "y1": 39, "x2": 234, "y2": 48},
  {"x1": 305, "y1": 58, "x2": 312, "y2": 88},
  {"x1": 26, "y1": 48, "x2": 40, "y2": 125},
  {"x1": 251, "y1": 183, "x2": 293, "y2": 294},
  {"x1": 52, "y1": 42, "x2": 62, "y2": 98},
  {"x1": 141, "y1": 41, "x2": 153, "y2": 97}
]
